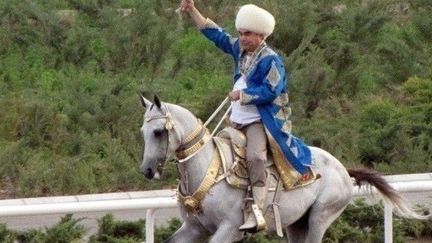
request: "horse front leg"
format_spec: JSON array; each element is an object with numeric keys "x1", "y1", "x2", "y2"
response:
[
  {"x1": 165, "y1": 221, "x2": 209, "y2": 243},
  {"x1": 208, "y1": 221, "x2": 243, "y2": 243}
]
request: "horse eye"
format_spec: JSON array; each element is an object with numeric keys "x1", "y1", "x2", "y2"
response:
[{"x1": 153, "y1": 129, "x2": 163, "y2": 137}]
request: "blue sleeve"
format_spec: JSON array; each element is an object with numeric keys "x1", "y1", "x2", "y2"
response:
[
  {"x1": 240, "y1": 57, "x2": 286, "y2": 105},
  {"x1": 200, "y1": 20, "x2": 238, "y2": 56}
]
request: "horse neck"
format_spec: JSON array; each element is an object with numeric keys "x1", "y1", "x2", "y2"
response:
[
  {"x1": 169, "y1": 104, "x2": 215, "y2": 194},
  {"x1": 177, "y1": 141, "x2": 215, "y2": 194}
]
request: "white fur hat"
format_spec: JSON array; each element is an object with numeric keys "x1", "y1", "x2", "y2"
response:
[{"x1": 235, "y1": 4, "x2": 275, "y2": 38}]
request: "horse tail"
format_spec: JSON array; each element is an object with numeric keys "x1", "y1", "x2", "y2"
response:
[{"x1": 347, "y1": 168, "x2": 430, "y2": 220}]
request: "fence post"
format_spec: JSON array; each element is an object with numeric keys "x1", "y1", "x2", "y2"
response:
[
  {"x1": 145, "y1": 209, "x2": 156, "y2": 243},
  {"x1": 384, "y1": 202, "x2": 393, "y2": 243}
]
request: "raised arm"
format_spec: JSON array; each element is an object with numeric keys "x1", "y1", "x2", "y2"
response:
[
  {"x1": 180, "y1": 0, "x2": 238, "y2": 57},
  {"x1": 180, "y1": 0, "x2": 206, "y2": 29}
]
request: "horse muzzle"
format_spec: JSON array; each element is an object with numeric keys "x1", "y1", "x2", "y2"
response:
[
  {"x1": 142, "y1": 167, "x2": 155, "y2": 179},
  {"x1": 141, "y1": 162, "x2": 163, "y2": 180}
]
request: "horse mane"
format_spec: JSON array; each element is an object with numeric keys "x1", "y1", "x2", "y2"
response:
[{"x1": 348, "y1": 168, "x2": 430, "y2": 220}]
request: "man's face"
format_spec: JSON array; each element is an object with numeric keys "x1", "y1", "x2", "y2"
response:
[{"x1": 238, "y1": 29, "x2": 264, "y2": 53}]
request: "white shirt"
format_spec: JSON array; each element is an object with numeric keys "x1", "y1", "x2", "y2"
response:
[{"x1": 230, "y1": 75, "x2": 261, "y2": 125}]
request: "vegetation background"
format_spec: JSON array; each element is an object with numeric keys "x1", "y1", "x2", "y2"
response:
[{"x1": 0, "y1": 0, "x2": 431, "y2": 242}]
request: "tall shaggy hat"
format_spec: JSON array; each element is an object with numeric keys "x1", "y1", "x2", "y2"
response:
[{"x1": 235, "y1": 4, "x2": 275, "y2": 38}]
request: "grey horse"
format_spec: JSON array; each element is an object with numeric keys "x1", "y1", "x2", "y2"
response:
[{"x1": 139, "y1": 94, "x2": 426, "y2": 243}]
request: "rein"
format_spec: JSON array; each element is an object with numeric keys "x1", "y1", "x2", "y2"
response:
[
  {"x1": 145, "y1": 97, "x2": 232, "y2": 164},
  {"x1": 145, "y1": 99, "x2": 232, "y2": 214},
  {"x1": 173, "y1": 97, "x2": 232, "y2": 163}
]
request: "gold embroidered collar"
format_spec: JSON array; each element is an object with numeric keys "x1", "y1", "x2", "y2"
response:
[
  {"x1": 176, "y1": 121, "x2": 210, "y2": 160},
  {"x1": 177, "y1": 149, "x2": 221, "y2": 214}
]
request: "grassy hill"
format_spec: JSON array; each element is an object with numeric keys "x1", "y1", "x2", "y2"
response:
[{"x1": 0, "y1": 0, "x2": 431, "y2": 198}]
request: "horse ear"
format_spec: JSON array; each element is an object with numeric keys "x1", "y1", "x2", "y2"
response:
[
  {"x1": 154, "y1": 95, "x2": 162, "y2": 109},
  {"x1": 138, "y1": 91, "x2": 152, "y2": 109}
]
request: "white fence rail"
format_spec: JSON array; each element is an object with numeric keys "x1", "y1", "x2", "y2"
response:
[{"x1": 1, "y1": 173, "x2": 431, "y2": 243}]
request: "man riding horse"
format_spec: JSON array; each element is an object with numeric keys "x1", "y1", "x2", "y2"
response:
[{"x1": 180, "y1": 0, "x2": 312, "y2": 232}]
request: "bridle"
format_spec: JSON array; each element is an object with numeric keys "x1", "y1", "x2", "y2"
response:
[
  {"x1": 143, "y1": 100, "x2": 230, "y2": 214},
  {"x1": 144, "y1": 103, "x2": 211, "y2": 167}
]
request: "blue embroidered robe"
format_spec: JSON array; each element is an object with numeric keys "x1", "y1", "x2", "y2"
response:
[{"x1": 201, "y1": 19, "x2": 312, "y2": 175}]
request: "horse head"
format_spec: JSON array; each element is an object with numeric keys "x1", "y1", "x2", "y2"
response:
[
  {"x1": 139, "y1": 93, "x2": 181, "y2": 179},
  {"x1": 138, "y1": 93, "x2": 202, "y2": 179}
]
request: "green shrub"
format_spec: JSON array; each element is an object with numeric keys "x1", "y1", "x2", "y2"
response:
[
  {"x1": 402, "y1": 77, "x2": 432, "y2": 104},
  {"x1": 0, "y1": 141, "x2": 32, "y2": 187},
  {"x1": 356, "y1": 99, "x2": 400, "y2": 166},
  {"x1": 16, "y1": 214, "x2": 85, "y2": 243},
  {"x1": 412, "y1": 8, "x2": 432, "y2": 41},
  {"x1": 290, "y1": 45, "x2": 336, "y2": 118},
  {"x1": 89, "y1": 214, "x2": 145, "y2": 242},
  {"x1": 325, "y1": 199, "x2": 432, "y2": 243},
  {"x1": 0, "y1": 0, "x2": 431, "y2": 209},
  {"x1": 153, "y1": 218, "x2": 182, "y2": 242},
  {"x1": 0, "y1": 224, "x2": 15, "y2": 243},
  {"x1": 270, "y1": 0, "x2": 318, "y2": 56}
]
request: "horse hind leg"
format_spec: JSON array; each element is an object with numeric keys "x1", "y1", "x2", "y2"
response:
[
  {"x1": 285, "y1": 207, "x2": 311, "y2": 243},
  {"x1": 285, "y1": 198, "x2": 349, "y2": 243},
  {"x1": 304, "y1": 200, "x2": 350, "y2": 243}
]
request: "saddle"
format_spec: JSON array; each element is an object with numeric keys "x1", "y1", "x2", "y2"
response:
[
  {"x1": 214, "y1": 127, "x2": 320, "y2": 236},
  {"x1": 214, "y1": 127, "x2": 318, "y2": 191}
]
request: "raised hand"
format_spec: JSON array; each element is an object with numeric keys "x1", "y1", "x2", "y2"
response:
[{"x1": 180, "y1": 0, "x2": 194, "y2": 12}]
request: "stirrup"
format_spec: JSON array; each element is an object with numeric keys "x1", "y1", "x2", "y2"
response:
[
  {"x1": 251, "y1": 204, "x2": 267, "y2": 231},
  {"x1": 239, "y1": 204, "x2": 266, "y2": 233},
  {"x1": 239, "y1": 213, "x2": 256, "y2": 232}
]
